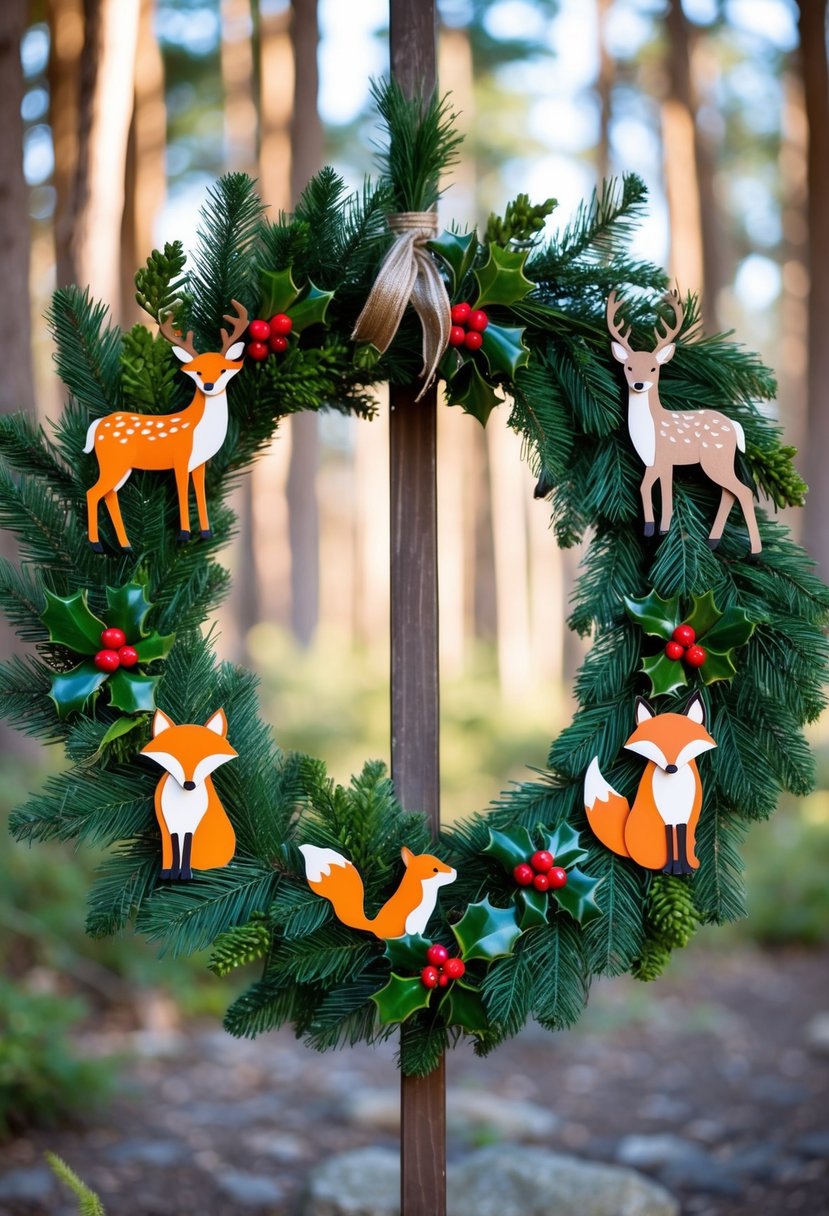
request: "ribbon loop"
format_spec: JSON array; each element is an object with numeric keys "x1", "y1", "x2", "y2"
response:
[{"x1": 351, "y1": 211, "x2": 452, "y2": 400}]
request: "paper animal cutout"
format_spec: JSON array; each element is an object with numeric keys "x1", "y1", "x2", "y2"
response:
[
  {"x1": 140, "y1": 708, "x2": 238, "y2": 880},
  {"x1": 584, "y1": 692, "x2": 717, "y2": 874},
  {"x1": 299, "y1": 844, "x2": 457, "y2": 939},
  {"x1": 85, "y1": 301, "x2": 249, "y2": 551},
  {"x1": 607, "y1": 291, "x2": 761, "y2": 555}
]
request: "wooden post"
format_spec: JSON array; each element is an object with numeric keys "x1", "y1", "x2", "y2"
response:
[{"x1": 388, "y1": 3, "x2": 445, "y2": 1213}]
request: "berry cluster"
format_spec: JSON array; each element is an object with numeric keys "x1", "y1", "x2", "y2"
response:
[
  {"x1": 420, "y1": 942, "x2": 466, "y2": 989},
  {"x1": 513, "y1": 850, "x2": 567, "y2": 893},
  {"x1": 448, "y1": 302, "x2": 489, "y2": 351},
  {"x1": 245, "y1": 314, "x2": 294, "y2": 361},
  {"x1": 664, "y1": 624, "x2": 706, "y2": 669},
  {"x1": 94, "y1": 627, "x2": 138, "y2": 673}
]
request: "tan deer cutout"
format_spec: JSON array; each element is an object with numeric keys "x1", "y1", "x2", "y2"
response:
[
  {"x1": 84, "y1": 300, "x2": 249, "y2": 551},
  {"x1": 607, "y1": 290, "x2": 761, "y2": 555}
]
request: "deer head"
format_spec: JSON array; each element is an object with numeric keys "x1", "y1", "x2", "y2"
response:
[
  {"x1": 158, "y1": 299, "x2": 249, "y2": 397},
  {"x1": 607, "y1": 290, "x2": 684, "y2": 393}
]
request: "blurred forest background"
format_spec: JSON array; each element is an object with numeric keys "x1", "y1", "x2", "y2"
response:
[{"x1": 1, "y1": 0, "x2": 829, "y2": 1143}]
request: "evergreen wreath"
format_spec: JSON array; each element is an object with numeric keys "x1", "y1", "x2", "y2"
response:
[{"x1": 2, "y1": 83, "x2": 827, "y2": 1077}]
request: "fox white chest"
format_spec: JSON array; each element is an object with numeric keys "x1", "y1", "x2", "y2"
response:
[
  {"x1": 651, "y1": 765, "x2": 697, "y2": 826},
  {"x1": 160, "y1": 775, "x2": 209, "y2": 836}
]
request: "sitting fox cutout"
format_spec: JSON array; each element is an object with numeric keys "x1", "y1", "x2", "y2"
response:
[{"x1": 585, "y1": 693, "x2": 717, "y2": 874}]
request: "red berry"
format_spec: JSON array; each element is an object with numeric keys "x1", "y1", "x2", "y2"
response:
[
  {"x1": 269, "y1": 313, "x2": 293, "y2": 335},
  {"x1": 448, "y1": 325, "x2": 466, "y2": 347},
  {"x1": 246, "y1": 340, "x2": 269, "y2": 361},
  {"x1": 117, "y1": 645, "x2": 139, "y2": 668},
  {"x1": 438, "y1": 973, "x2": 450, "y2": 987},
  {"x1": 464, "y1": 330, "x2": 484, "y2": 351},
  {"x1": 685, "y1": 644, "x2": 707, "y2": 668},
  {"x1": 548, "y1": 866, "x2": 568, "y2": 889},
  {"x1": 101, "y1": 627, "x2": 126, "y2": 649},
  {"x1": 94, "y1": 648, "x2": 120, "y2": 673},
  {"x1": 269, "y1": 335, "x2": 289, "y2": 353},
  {"x1": 443, "y1": 957, "x2": 465, "y2": 979},
  {"x1": 421, "y1": 966, "x2": 439, "y2": 989},
  {"x1": 513, "y1": 863, "x2": 534, "y2": 886},
  {"x1": 468, "y1": 309, "x2": 489, "y2": 332},
  {"x1": 248, "y1": 318, "x2": 271, "y2": 341},
  {"x1": 533, "y1": 872, "x2": 550, "y2": 892},
  {"x1": 426, "y1": 943, "x2": 449, "y2": 966},
  {"x1": 530, "y1": 850, "x2": 554, "y2": 873},
  {"x1": 665, "y1": 641, "x2": 685, "y2": 661},
  {"x1": 673, "y1": 624, "x2": 696, "y2": 647},
  {"x1": 451, "y1": 302, "x2": 471, "y2": 324}
]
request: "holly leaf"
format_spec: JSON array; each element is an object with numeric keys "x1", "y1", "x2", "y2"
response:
[
  {"x1": 105, "y1": 582, "x2": 152, "y2": 641},
  {"x1": 624, "y1": 590, "x2": 682, "y2": 640},
  {"x1": 107, "y1": 669, "x2": 159, "y2": 714},
  {"x1": 371, "y1": 974, "x2": 433, "y2": 1025},
  {"x1": 698, "y1": 649, "x2": 739, "y2": 685},
  {"x1": 484, "y1": 827, "x2": 536, "y2": 872},
  {"x1": 99, "y1": 715, "x2": 146, "y2": 750},
  {"x1": 258, "y1": 267, "x2": 300, "y2": 318},
  {"x1": 479, "y1": 322, "x2": 530, "y2": 381},
  {"x1": 289, "y1": 281, "x2": 335, "y2": 334},
  {"x1": 133, "y1": 631, "x2": 176, "y2": 663},
  {"x1": 353, "y1": 342, "x2": 382, "y2": 370},
  {"x1": 701, "y1": 606, "x2": 757, "y2": 654},
  {"x1": 446, "y1": 361, "x2": 503, "y2": 426},
  {"x1": 440, "y1": 981, "x2": 489, "y2": 1036},
  {"x1": 42, "y1": 590, "x2": 106, "y2": 655},
  {"x1": 538, "y1": 820, "x2": 589, "y2": 871},
  {"x1": 473, "y1": 244, "x2": 534, "y2": 308},
  {"x1": 384, "y1": 934, "x2": 432, "y2": 972},
  {"x1": 640, "y1": 651, "x2": 689, "y2": 698},
  {"x1": 50, "y1": 662, "x2": 109, "y2": 718},
  {"x1": 428, "y1": 230, "x2": 477, "y2": 295},
  {"x1": 451, "y1": 897, "x2": 521, "y2": 962},
  {"x1": 685, "y1": 590, "x2": 721, "y2": 638},
  {"x1": 552, "y1": 866, "x2": 603, "y2": 925},
  {"x1": 517, "y1": 887, "x2": 549, "y2": 930}
]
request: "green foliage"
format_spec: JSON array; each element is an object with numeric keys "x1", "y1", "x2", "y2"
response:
[
  {"x1": 46, "y1": 1153, "x2": 105, "y2": 1216},
  {"x1": 134, "y1": 239, "x2": 189, "y2": 324},
  {"x1": 484, "y1": 192, "x2": 557, "y2": 246},
  {"x1": 208, "y1": 913, "x2": 271, "y2": 977},
  {"x1": 371, "y1": 78, "x2": 463, "y2": 212}
]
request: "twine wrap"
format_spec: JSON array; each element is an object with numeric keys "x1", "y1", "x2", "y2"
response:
[{"x1": 351, "y1": 212, "x2": 452, "y2": 400}]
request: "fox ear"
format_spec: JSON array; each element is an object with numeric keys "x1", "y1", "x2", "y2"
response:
[
  {"x1": 152, "y1": 709, "x2": 175, "y2": 737},
  {"x1": 684, "y1": 692, "x2": 705, "y2": 726},
  {"x1": 635, "y1": 696, "x2": 655, "y2": 725},
  {"x1": 204, "y1": 708, "x2": 228, "y2": 737},
  {"x1": 401, "y1": 846, "x2": 414, "y2": 868}
]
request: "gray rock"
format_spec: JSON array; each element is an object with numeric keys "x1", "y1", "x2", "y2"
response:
[
  {"x1": 106, "y1": 1138, "x2": 187, "y2": 1167},
  {"x1": 617, "y1": 1134, "x2": 706, "y2": 1171},
  {"x1": 795, "y1": 1130, "x2": 829, "y2": 1158},
  {"x1": 0, "y1": 1166, "x2": 56, "y2": 1203},
  {"x1": 303, "y1": 1145, "x2": 679, "y2": 1216},
  {"x1": 344, "y1": 1087, "x2": 558, "y2": 1139},
  {"x1": 804, "y1": 1012, "x2": 829, "y2": 1055},
  {"x1": 216, "y1": 1168, "x2": 286, "y2": 1207}
]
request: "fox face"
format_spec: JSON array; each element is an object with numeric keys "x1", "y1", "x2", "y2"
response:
[
  {"x1": 140, "y1": 708, "x2": 238, "y2": 789},
  {"x1": 624, "y1": 693, "x2": 716, "y2": 772},
  {"x1": 172, "y1": 349, "x2": 245, "y2": 397},
  {"x1": 400, "y1": 845, "x2": 457, "y2": 887}
]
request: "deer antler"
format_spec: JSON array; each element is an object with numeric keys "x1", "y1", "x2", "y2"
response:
[
  {"x1": 606, "y1": 290, "x2": 633, "y2": 352},
  {"x1": 219, "y1": 299, "x2": 249, "y2": 354},
  {"x1": 653, "y1": 289, "x2": 684, "y2": 352},
  {"x1": 158, "y1": 313, "x2": 199, "y2": 358}
]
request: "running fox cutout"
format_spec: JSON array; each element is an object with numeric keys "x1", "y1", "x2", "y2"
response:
[
  {"x1": 584, "y1": 692, "x2": 717, "y2": 874},
  {"x1": 140, "y1": 708, "x2": 238, "y2": 880},
  {"x1": 299, "y1": 844, "x2": 457, "y2": 939}
]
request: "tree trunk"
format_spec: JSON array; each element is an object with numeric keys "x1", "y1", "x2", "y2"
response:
[
  {"x1": 47, "y1": 0, "x2": 84, "y2": 289},
  {"x1": 777, "y1": 66, "x2": 809, "y2": 488},
  {"x1": 0, "y1": 0, "x2": 35, "y2": 416},
  {"x1": 797, "y1": 0, "x2": 829, "y2": 578},
  {"x1": 595, "y1": 0, "x2": 613, "y2": 184}
]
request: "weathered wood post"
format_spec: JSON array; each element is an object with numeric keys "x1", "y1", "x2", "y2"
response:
[{"x1": 387, "y1": 3, "x2": 446, "y2": 1213}]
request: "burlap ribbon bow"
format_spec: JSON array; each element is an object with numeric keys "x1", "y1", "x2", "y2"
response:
[{"x1": 351, "y1": 212, "x2": 452, "y2": 401}]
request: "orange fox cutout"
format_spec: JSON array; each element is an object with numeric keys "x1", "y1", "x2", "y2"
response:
[
  {"x1": 84, "y1": 301, "x2": 249, "y2": 552},
  {"x1": 299, "y1": 844, "x2": 457, "y2": 939},
  {"x1": 140, "y1": 708, "x2": 238, "y2": 881},
  {"x1": 584, "y1": 692, "x2": 717, "y2": 874}
]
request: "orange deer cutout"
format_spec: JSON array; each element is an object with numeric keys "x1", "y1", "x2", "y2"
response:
[
  {"x1": 140, "y1": 707, "x2": 238, "y2": 880},
  {"x1": 607, "y1": 291, "x2": 761, "y2": 555},
  {"x1": 84, "y1": 301, "x2": 249, "y2": 551}
]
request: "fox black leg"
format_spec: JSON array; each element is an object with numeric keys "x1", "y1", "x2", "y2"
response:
[
  {"x1": 180, "y1": 832, "x2": 194, "y2": 881},
  {"x1": 170, "y1": 833, "x2": 181, "y2": 880},
  {"x1": 661, "y1": 825, "x2": 675, "y2": 874},
  {"x1": 675, "y1": 824, "x2": 693, "y2": 875}
]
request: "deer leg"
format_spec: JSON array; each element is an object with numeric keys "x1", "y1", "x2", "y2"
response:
[
  {"x1": 640, "y1": 467, "x2": 659, "y2": 537},
  {"x1": 103, "y1": 491, "x2": 131, "y2": 550},
  {"x1": 658, "y1": 473, "x2": 674, "y2": 535},
  {"x1": 191, "y1": 464, "x2": 211, "y2": 538},
  {"x1": 708, "y1": 487, "x2": 736, "y2": 549},
  {"x1": 731, "y1": 480, "x2": 762, "y2": 555},
  {"x1": 86, "y1": 479, "x2": 107, "y2": 552},
  {"x1": 174, "y1": 464, "x2": 192, "y2": 541}
]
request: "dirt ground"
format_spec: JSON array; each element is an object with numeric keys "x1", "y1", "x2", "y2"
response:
[{"x1": 1, "y1": 941, "x2": 827, "y2": 1216}]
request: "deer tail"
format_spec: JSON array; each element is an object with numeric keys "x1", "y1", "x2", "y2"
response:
[
  {"x1": 83, "y1": 418, "x2": 102, "y2": 454},
  {"x1": 732, "y1": 419, "x2": 746, "y2": 453}
]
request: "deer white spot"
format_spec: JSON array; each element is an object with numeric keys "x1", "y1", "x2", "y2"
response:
[
  {"x1": 115, "y1": 414, "x2": 123, "y2": 420},
  {"x1": 182, "y1": 423, "x2": 190, "y2": 429},
  {"x1": 155, "y1": 421, "x2": 164, "y2": 428},
  {"x1": 130, "y1": 416, "x2": 138, "y2": 421},
  {"x1": 702, "y1": 442, "x2": 708, "y2": 448},
  {"x1": 104, "y1": 421, "x2": 111, "y2": 429},
  {"x1": 120, "y1": 439, "x2": 128, "y2": 445},
  {"x1": 660, "y1": 431, "x2": 668, "y2": 439},
  {"x1": 158, "y1": 432, "x2": 168, "y2": 438},
  {"x1": 172, "y1": 418, "x2": 181, "y2": 423},
  {"x1": 141, "y1": 428, "x2": 151, "y2": 435},
  {"x1": 670, "y1": 436, "x2": 676, "y2": 443},
  {"x1": 704, "y1": 424, "x2": 710, "y2": 430},
  {"x1": 684, "y1": 438, "x2": 691, "y2": 443},
  {"x1": 97, "y1": 434, "x2": 105, "y2": 441},
  {"x1": 710, "y1": 432, "x2": 719, "y2": 438},
  {"x1": 126, "y1": 428, "x2": 135, "y2": 435},
  {"x1": 113, "y1": 431, "x2": 122, "y2": 438},
  {"x1": 169, "y1": 427, "x2": 178, "y2": 433},
  {"x1": 148, "y1": 436, "x2": 157, "y2": 442},
  {"x1": 715, "y1": 443, "x2": 723, "y2": 449},
  {"x1": 722, "y1": 426, "x2": 730, "y2": 432}
]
